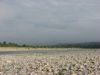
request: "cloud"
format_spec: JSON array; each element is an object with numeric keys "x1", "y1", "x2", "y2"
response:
[
  {"x1": 0, "y1": 1, "x2": 15, "y2": 22},
  {"x1": 0, "y1": 0, "x2": 100, "y2": 44}
]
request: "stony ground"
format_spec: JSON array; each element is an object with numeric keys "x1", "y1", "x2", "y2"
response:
[{"x1": 0, "y1": 50, "x2": 100, "y2": 75}]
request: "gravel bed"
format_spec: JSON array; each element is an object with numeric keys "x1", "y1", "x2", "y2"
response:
[{"x1": 0, "y1": 50, "x2": 100, "y2": 75}]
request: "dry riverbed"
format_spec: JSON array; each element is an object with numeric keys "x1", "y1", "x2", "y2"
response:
[
  {"x1": 0, "y1": 47, "x2": 70, "y2": 51},
  {"x1": 0, "y1": 47, "x2": 99, "y2": 51},
  {"x1": 0, "y1": 49, "x2": 100, "y2": 75}
]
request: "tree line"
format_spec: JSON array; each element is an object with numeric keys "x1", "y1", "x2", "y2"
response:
[{"x1": 0, "y1": 41, "x2": 100, "y2": 48}]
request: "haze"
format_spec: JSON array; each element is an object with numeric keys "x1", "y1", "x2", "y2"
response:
[{"x1": 0, "y1": 0, "x2": 100, "y2": 44}]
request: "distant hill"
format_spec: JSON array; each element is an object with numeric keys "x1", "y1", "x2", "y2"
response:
[
  {"x1": 53, "y1": 42, "x2": 100, "y2": 48},
  {"x1": 75, "y1": 42, "x2": 100, "y2": 48},
  {"x1": 51, "y1": 42, "x2": 100, "y2": 48}
]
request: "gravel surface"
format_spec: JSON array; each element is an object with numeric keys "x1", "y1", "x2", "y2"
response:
[{"x1": 0, "y1": 50, "x2": 100, "y2": 75}]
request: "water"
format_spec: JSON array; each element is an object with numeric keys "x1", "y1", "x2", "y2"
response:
[{"x1": 0, "y1": 49, "x2": 98, "y2": 55}]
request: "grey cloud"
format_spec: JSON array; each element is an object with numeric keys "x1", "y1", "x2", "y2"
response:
[{"x1": 0, "y1": 0, "x2": 100, "y2": 44}]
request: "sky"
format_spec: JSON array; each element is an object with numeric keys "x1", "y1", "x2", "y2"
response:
[{"x1": 0, "y1": 0, "x2": 100, "y2": 44}]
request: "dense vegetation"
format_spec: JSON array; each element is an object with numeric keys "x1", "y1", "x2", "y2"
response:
[{"x1": 0, "y1": 41, "x2": 100, "y2": 48}]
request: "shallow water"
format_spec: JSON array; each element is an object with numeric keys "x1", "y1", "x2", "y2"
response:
[{"x1": 0, "y1": 49, "x2": 99, "y2": 55}]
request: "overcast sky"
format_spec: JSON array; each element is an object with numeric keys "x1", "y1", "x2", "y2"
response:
[{"x1": 0, "y1": 0, "x2": 100, "y2": 44}]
